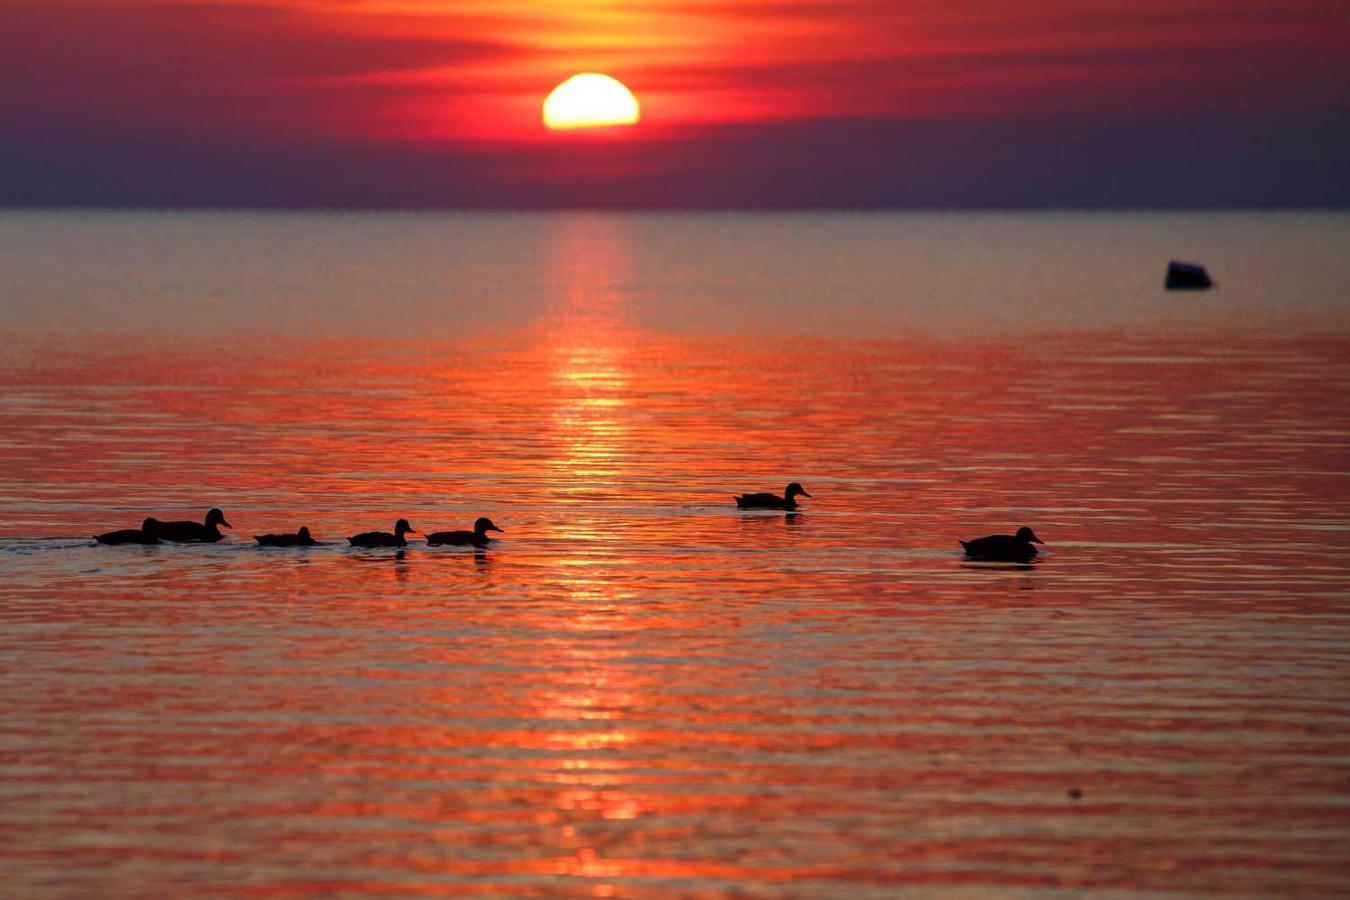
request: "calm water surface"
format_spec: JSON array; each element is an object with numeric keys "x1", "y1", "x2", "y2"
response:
[{"x1": 2, "y1": 213, "x2": 1349, "y2": 897}]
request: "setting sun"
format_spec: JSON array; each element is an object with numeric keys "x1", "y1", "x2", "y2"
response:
[{"x1": 543, "y1": 73, "x2": 640, "y2": 131}]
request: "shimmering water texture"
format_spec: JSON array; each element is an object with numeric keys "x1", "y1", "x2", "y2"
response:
[{"x1": 2, "y1": 213, "x2": 1349, "y2": 897}]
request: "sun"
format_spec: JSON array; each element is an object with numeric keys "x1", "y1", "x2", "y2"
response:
[{"x1": 543, "y1": 74, "x2": 640, "y2": 131}]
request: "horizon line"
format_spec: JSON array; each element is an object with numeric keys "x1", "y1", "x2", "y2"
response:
[{"x1": 3, "y1": 204, "x2": 1348, "y2": 214}]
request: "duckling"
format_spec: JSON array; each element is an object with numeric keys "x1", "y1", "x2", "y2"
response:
[
  {"x1": 960, "y1": 526, "x2": 1044, "y2": 561},
  {"x1": 734, "y1": 482, "x2": 812, "y2": 510},
  {"x1": 95, "y1": 517, "x2": 162, "y2": 545},
  {"x1": 255, "y1": 526, "x2": 317, "y2": 547},
  {"x1": 426, "y1": 517, "x2": 503, "y2": 547},
  {"x1": 157, "y1": 508, "x2": 231, "y2": 543},
  {"x1": 348, "y1": 519, "x2": 415, "y2": 548}
]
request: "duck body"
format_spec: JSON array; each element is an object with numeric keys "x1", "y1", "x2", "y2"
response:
[
  {"x1": 427, "y1": 517, "x2": 503, "y2": 547},
  {"x1": 734, "y1": 482, "x2": 812, "y2": 511},
  {"x1": 349, "y1": 519, "x2": 415, "y2": 548},
  {"x1": 960, "y1": 526, "x2": 1044, "y2": 561},
  {"x1": 158, "y1": 508, "x2": 231, "y2": 543},
  {"x1": 255, "y1": 526, "x2": 316, "y2": 547},
  {"x1": 95, "y1": 517, "x2": 162, "y2": 545}
]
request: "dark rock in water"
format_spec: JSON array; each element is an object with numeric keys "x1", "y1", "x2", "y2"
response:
[{"x1": 1166, "y1": 260, "x2": 1214, "y2": 290}]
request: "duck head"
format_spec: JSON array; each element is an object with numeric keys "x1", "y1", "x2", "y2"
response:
[
  {"x1": 395, "y1": 519, "x2": 415, "y2": 537},
  {"x1": 785, "y1": 482, "x2": 812, "y2": 500},
  {"x1": 475, "y1": 517, "x2": 504, "y2": 536},
  {"x1": 206, "y1": 508, "x2": 231, "y2": 529},
  {"x1": 1016, "y1": 526, "x2": 1044, "y2": 544},
  {"x1": 298, "y1": 526, "x2": 313, "y2": 541},
  {"x1": 141, "y1": 517, "x2": 162, "y2": 536}
]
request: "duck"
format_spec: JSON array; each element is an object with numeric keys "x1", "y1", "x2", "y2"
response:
[
  {"x1": 960, "y1": 526, "x2": 1044, "y2": 561},
  {"x1": 734, "y1": 482, "x2": 812, "y2": 511},
  {"x1": 348, "y1": 519, "x2": 415, "y2": 548},
  {"x1": 255, "y1": 526, "x2": 317, "y2": 547},
  {"x1": 426, "y1": 517, "x2": 503, "y2": 547},
  {"x1": 157, "y1": 508, "x2": 231, "y2": 543},
  {"x1": 95, "y1": 517, "x2": 162, "y2": 545}
]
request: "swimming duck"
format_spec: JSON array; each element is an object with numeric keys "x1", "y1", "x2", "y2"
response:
[
  {"x1": 960, "y1": 526, "x2": 1044, "y2": 561},
  {"x1": 734, "y1": 482, "x2": 812, "y2": 510},
  {"x1": 95, "y1": 517, "x2": 162, "y2": 545},
  {"x1": 255, "y1": 526, "x2": 317, "y2": 547},
  {"x1": 157, "y1": 508, "x2": 231, "y2": 543},
  {"x1": 348, "y1": 519, "x2": 415, "y2": 548},
  {"x1": 426, "y1": 517, "x2": 503, "y2": 547}
]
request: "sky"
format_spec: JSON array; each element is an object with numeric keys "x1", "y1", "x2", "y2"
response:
[{"x1": 3, "y1": 0, "x2": 1349, "y2": 207}]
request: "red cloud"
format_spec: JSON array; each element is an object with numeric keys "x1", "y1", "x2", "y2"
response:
[{"x1": 0, "y1": 1, "x2": 506, "y2": 139}]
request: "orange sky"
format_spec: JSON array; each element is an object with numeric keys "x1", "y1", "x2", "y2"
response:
[
  {"x1": 10, "y1": 0, "x2": 1348, "y2": 140},
  {"x1": 2, "y1": 0, "x2": 1349, "y2": 205}
]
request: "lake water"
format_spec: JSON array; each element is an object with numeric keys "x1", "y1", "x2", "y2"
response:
[{"x1": 2, "y1": 212, "x2": 1349, "y2": 897}]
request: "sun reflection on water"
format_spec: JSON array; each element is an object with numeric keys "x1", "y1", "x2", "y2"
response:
[
  {"x1": 544, "y1": 215, "x2": 635, "y2": 498},
  {"x1": 528, "y1": 216, "x2": 655, "y2": 882}
]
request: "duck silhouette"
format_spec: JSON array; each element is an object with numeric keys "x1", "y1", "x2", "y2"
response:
[
  {"x1": 157, "y1": 508, "x2": 231, "y2": 543},
  {"x1": 255, "y1": 526, "x2": 317, "y2": 547},
  {"x1": 427, "y1": 517, "x2": 503, "y2": 547},
  {"x1": 348, "y1": 519, "x2": 415, "y2": 548},
  {"x1": 960, "y1": 526, "x2": 1044, "y2": 561},
  {"x1": 95, "y1": 517, "x2": 162, "y2": 545},
  {"x1": 734, "y1": 482, "x2": 812, "y2": 511}
]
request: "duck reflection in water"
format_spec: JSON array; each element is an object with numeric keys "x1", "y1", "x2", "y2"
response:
[
  {"x1": 960, "y1": 559, "x2": 1038, "y2": 573},
  {"x1": 738, "y1": 511, "x2": 803, "y2": 527}
]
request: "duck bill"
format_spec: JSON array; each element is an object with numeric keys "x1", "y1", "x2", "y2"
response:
[
  {"x1": 221, "y1": 518, "x2": 232, "y2": 528},
  {"x1": 799, "y1": 491, "x2": 813, "y2": 498}
]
